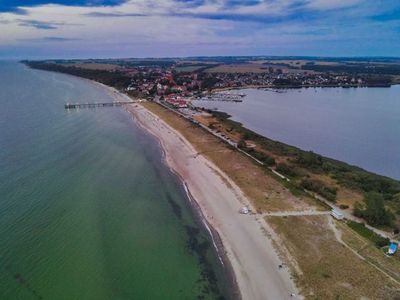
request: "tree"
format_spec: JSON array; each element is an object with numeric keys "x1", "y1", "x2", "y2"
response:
[
  {"x1": 361, "y1": 192, "x2": 394, "y2": 227},
  {"x1": 237, "y1": 137, "x2": 247, "y2": 149},
  {"x1": 276, "y1": 163, "x2": 298, "y2": 178}
]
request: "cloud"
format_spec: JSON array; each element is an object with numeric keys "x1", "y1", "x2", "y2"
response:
[
  {"x1": 16, "y1": 19, "x2": 81, "y2": 29},
  {"x1": 370, "y1": 8, "x2": 400, "y2": 21},
  {"x1": 0, "y1": 0, "x2": 399, "y2": 58},
  {"x1": 85, "y1": 11, "x2": 147, "y2": 17},
  {"x1": 0, "y1": 0, "x2": 127, "y2": 13},
  {"x1": 19, "y1": 36, "x2": 82, "y2": 42},
  {"x1": 305, "y1": 0, "x2": 365, "y2": 11},
  {"x1": 17, "y1": 19, "x2": 63, "y2": 29},
  {"x1": 42, "y1": 36, "x2": 81, "y2": 41}
]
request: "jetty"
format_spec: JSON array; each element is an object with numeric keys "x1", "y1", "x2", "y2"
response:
[
  {"x1": 195, "y1": 92, "x2": 245, "y2": 102},
  {"x1": 64, "y1": 101, "x2": 138, "y2": 109}
]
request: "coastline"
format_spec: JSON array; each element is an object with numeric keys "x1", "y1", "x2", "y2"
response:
[
  {"x1": 29, "y1": 64, "x2": 400, "y2": 297},
  {"x1": 123, "y1": 102, "x2": 300, "y2": 299},
  {"x1": 210, "y1": 83, "x2": 394, "y2": 93},
  {"x1": 128, "y1": 104, "x2": 241, "y2": 300},
  {"x1": 89, "y1": 80, "x2": 242, "y2": 298},
  {"x1": 90, "y1": 80, "x2": 299, "y2": 298},
  {"x1": 90, "y1": 81, "x2": 242, "y2": 298},
  {"x1": 19, "y1": 62, "x2": 400, "y2": 298}
]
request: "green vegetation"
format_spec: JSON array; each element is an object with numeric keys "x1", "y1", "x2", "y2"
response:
[
  {"x1": 175, "y1": 64, "x2": 214, "y2": 73},
  {"x1": 300, "y1": 178, "x2": 337, "y2": 202},
  {"x1": 25, "y1": 61, "x2": 131, "y2": 90},
  {"x1": 197, "y1": 73, "x2": 221, "y2": 90},
  {"x1": 206, "y1": 109, "x2": 400, "y2": 227},
  {"x1": 354, "y1": 192, "x2": 394, "y2": 227},
  {"x1": 246, "y1": 148, "x2": 275, "y2": 166},
  {"x1": 347, "y1": 221, "x2": 390, "y2": 248},
  {"x1": 275, "y1": 163, "x2": 301, "y2": 178},
  {"x1": 273, "y1": 78, "x2": 302, "y2": 87},
  {"x1": 302, "y1": 63, "x2": 400, "y2": 77}
]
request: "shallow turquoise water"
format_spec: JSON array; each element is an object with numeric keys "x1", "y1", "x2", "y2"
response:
[{"x1": 0, "y1": 62, "x2": 228, "y2": 299}]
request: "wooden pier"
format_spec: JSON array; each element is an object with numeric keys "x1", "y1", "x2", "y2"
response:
[
  {"x1": 194, "y1": 93, "x2": 244, "y2": 102},
  {"x1": 64, "y1": 101, "x2": 137, "y2": 109}
]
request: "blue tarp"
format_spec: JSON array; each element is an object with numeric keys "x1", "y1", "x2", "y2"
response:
[{"x1": 388, "y1": 243, "x2": 398, "y2": 254}]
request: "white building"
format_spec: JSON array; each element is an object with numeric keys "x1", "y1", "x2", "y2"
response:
[{"x1": 331, "y1": 208, "x2": 344, "y2": 220}]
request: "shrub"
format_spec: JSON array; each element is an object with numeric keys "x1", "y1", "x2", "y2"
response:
[
  {"x1": 276, "y1": 163, "x2": 299, "y2": 178},
  {"x1": 295, "y1": 151, "x2": 323, "y2": 170},
  {"x1": 246, "y1": 149, "x2": 275, "y2": 166},
  {"x1": 347, "y1": 221, "x2": 390, "y2": 248},
  {"x1": 300, "y1": 178, "x2": 337, "y2": 201},
  {"x1": 237, "y1": 138, "x2": 247, "y2": 149},
  {"x1": 355, "y1": 192, "x2": 394, "y2": 227}
]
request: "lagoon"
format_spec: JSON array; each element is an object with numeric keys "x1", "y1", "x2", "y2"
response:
[{"x1": 195, "y1": 86, "x2": 400, "y2": 180}]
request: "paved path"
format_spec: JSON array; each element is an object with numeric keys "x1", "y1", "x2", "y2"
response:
[{"x1": 262, "y1": 210, "x2": 330, "y2": 217}]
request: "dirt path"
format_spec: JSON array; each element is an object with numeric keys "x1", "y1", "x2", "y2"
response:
[
  {"x1": 328, "y1": 217, "x2": 400, "y2": 285},
  {"x1": 262, "y1": 210, "x2": 330, "y2": 217}
]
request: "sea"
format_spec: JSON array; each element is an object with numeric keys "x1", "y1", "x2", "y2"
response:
[
  {"x1": 194, "y1": 87, "x2": 400, "y2": 180},
  {"x1": 0, "y1": 62, "x2": 230, "y2": 299}
]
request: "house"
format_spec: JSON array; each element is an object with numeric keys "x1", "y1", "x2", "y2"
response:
[
  {"x1": 331, "y1": 208, "x2": 344, "y2": 220},
  {"x1": 164, "y1": 95, "x2": 188, "y2": 108}
]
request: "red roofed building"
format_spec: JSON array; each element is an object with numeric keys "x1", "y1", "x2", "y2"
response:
[{"x1": 165, "y1": 94, "x2": 188, "y2": 108}]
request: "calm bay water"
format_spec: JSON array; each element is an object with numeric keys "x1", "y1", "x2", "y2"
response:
[
  {"x1": 195, "y1": 87, "x2": 400, "y2": 180},
  {"x1": 0, "y1": 62, "x2": 228, "y2": 299}
]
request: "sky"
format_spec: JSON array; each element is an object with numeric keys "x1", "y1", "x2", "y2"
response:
[{"x1": 0, "y1": 0, "x2": 399, "y2": 59}]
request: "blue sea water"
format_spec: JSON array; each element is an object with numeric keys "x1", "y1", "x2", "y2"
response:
[{"x1": 0, "y1": 62, "x2": 228, "y2": 299}]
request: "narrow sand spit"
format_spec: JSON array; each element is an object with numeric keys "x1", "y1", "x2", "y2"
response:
[{"x1": 102, "y1": 84, "x2": 300, "y2": 299}]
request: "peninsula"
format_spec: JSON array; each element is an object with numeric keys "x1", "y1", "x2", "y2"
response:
[{"x1": 25, "y1": 57, "x2": 400, "y2": 299}]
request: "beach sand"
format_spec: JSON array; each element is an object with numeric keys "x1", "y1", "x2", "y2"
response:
[
  {"x1": 101, "y1": 83, "x2": 300, "y2": 299},
  {"x1": 126, "y1": 103, "x2": 299, "y2": 300}
]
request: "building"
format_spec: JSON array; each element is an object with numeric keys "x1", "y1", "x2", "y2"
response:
[
  {"x1": 164, "y1": 95, "x2": 188, "y2": 108},
  {"x1": 331, "y1": 208, "x2": 344, "y2": 220}
]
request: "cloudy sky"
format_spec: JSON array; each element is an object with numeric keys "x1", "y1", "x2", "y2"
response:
[{"x1": 0, "y1": 0, "x2": 399, "y2": 59}]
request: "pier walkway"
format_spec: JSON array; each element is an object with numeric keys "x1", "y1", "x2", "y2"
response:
[{"x1": 64, "y1": 101, "x2": 139, "y2": 109}]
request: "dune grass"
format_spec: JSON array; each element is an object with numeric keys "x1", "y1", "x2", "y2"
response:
[{"x1": 267, "y1": 215, "x2": 400, "y2": 299}]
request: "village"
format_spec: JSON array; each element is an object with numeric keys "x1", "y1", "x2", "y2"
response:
[{"x1": 120, "y1": 61, "x2": 390, "y2": 111}]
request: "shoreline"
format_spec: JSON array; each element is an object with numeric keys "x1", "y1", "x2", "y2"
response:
[
  {"x1": 123, "y1": 102, "x2": 300, "y2": 299},
  {"x1": 210, "y1": 83, "x2": 395, "y2": 93},
  {"x1": 127, "y1": 104, "x2": 241, "y2": 299},
  {"x1": 92, "y1": 78, "x2": 299, "y2": 298},
  {"x1": 89, "y1": 80, "x2": 241, "y2": 298},
  {"x1": 182, "y1": 180, "x2": 241, "y2": 300},
  {"x1": 195, "y1": 88, "x2": 400, "y2": 181},
  {"x1": 21, "y1": 64, "x2": 400, "y2": 298}
]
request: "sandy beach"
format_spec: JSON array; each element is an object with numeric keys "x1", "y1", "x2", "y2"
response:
[
  {"x1": 122, "y1": 102, "x2": 299, "y2": 299},
  {"x1": 88, "y1": 81, "x2": 300, "y2": 299}
]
